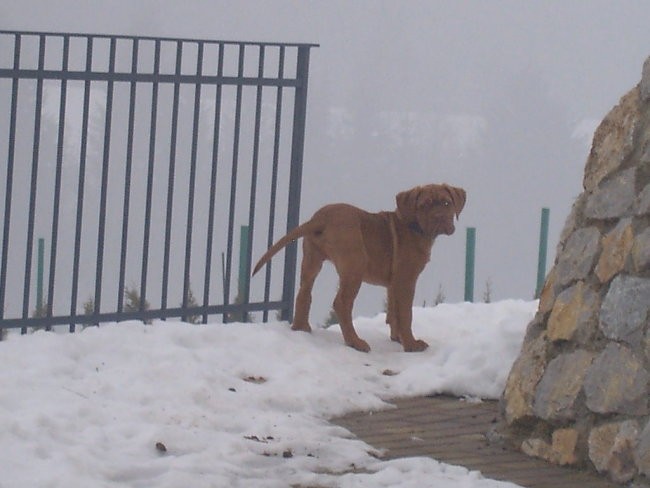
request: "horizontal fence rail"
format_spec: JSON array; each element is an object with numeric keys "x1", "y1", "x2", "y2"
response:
[{"x1": 0, "y1": 30, "x2": 317, "y2": 332}]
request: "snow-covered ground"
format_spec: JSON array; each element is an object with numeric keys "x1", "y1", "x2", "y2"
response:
[{"x1": 0, "y1": 300, "x2": 536, "y2": 487}]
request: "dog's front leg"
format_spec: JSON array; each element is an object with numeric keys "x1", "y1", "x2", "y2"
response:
[
  {"x1": 391, "y1": 274, "x2": 428, "y2": 352},
  {"x1": 385, "y1": 287, "x2": 400, "y2": 342}
]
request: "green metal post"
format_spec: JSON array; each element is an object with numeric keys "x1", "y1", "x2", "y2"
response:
[
  {"x1": 237, "y1": 225, "x2": 250, "y2": 322},
  {"x1": 238, "y1": 226, "x2": 250, "y2": 298},
  {"x1": 37, "y1": 237, "x2": 44, "y2": 314},
  {"x1": 535, "y1": 208, "x2": 550, "y2": 299},
  {"x1": 464, "y1": 227, "x2": 476, "y2": 302}
]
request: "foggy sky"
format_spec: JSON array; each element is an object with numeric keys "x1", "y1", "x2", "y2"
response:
[{"x1": 4, "y1": 1, "x2": 650, "y2": 323}]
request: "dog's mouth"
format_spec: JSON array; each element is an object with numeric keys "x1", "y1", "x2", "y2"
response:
[
  {"x1": 441, "y1": 221, "x2": 455, "y2": 235},
  {"x1": 422, "y1": 218, "x2": 455, "y2": 236}
]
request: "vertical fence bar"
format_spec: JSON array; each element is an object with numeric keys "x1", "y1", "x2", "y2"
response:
[
  {"x1": 243, "y1": 45, "x2": 265, "y2": 307},
  {"x1": 464, "y1": 227, "x2": 476, "y2": 302},
  {"x1": 202, "y1": 43, "x2": 224, "y2": 324},
  {"x1": 262, "y1": 45, "x2": 285, "y2": 322},
  {"x1": 281, "y1": 46, "x2": 311, "y2": 322},
  {"x1": 161, "y1": 40, "x2": 183, "y2": 312},
  {"x1": 0, "y1": 34, "x2": 20, "y2": 320},
  {"x1": 94, "y1": 37, "x2": 116, "y2": 316},
  {"x1": 47, "y1": 34, "x2": 69, "y2": 321},
  {"x1": 141, "y1": 39, "x2": 161, "y2": 313},
  {"x1": 70, "y1": 36, "x2": 94, "y2": 331},
  {"x1": 182, "y1": 41, "x2": 203, "y2": 319},
  {"x1": 117, "y1": 38, "x2": 139, "y2": 313},
  {"x1": 223, "y1": 43, "x2": 245, "y2": 322},
  {"x1": 22, "y1": 34, "x2": 46, "y2": 325},
  {"x1": 535, "y1": 207, "x2": 550, "y2": 299}
]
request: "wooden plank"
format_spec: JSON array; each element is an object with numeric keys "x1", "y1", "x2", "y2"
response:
[{"x1": 333, "y1": 395, "x2": 619, "y2": 488}]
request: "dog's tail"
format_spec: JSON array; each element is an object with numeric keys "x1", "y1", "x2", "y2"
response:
[{"x1": 252, "y1": 219, "x2": 320, "y2": 276}]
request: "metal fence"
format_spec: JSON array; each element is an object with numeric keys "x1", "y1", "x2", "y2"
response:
[{"x1": 0, "y1": 30, "x2": 317, "y2": 332}]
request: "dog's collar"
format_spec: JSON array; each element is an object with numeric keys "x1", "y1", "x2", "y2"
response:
[
  {"x1": 394, "y1": 210, "x2": 426, "y2": 237},
  {"x1": 408, "y1": 221, "x2": 425, "y2": 236}
]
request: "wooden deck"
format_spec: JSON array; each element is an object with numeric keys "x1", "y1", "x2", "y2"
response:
[{"x1": 334, "y1": 395, "x2": 618, "y2": 488}]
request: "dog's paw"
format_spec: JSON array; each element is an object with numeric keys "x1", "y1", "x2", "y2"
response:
[
  {"x1": 403, "y1": 339, "x2": 429, "y2": 352},
  {"x1": 347, "y1": 338, "x2": 371, "y2": 353},
  {"x1": 291, "y1": 322, "x2": 312, "y2": 332}
]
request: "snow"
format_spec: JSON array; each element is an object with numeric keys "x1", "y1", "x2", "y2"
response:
[{"x1": 0, "y1": 300, "x2": 535, "y2": 487}]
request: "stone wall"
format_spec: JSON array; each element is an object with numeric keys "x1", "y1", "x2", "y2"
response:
[{"x1": 501, "y1": 56, "x2": 650, "y2": 485}]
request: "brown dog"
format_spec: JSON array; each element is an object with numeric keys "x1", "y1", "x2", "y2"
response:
[{"x1": 253, "y1": 184, "x2": 466, "y2": 352}]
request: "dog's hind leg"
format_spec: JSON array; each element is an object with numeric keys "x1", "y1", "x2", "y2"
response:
[
  {"x1": 333, "y1": 274, "x2": 369, "y2": 352},
  {"x1": 291, "y1": 239, "x2": 324, "y2": 332}
]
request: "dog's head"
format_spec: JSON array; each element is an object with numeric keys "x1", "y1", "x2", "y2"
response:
[{"x1": 396, "y1": 184, "x2": 466, "y2": 236}]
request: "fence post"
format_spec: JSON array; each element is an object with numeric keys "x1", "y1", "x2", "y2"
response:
[
  {"x1": 535, "y1": 208, "x2": 550, "y2": 298},
  {"x1": 464, "y1": 227, "x2": 476, "y2": 302},
  {"x1": 281, "y1": 45, "x2": 312, "y2": 322}
]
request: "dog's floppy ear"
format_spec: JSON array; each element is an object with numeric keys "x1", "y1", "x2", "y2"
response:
[
  {"x1": 396, "y1": 186, "x2": 421, "y2": 222},
  {"x1": 444, "y1": 185, "x2": 466, "y2": 219}
]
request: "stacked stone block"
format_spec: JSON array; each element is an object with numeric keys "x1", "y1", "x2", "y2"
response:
[{"x1": 501, "y1": 57, "x2": 650, "y2": 484}]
